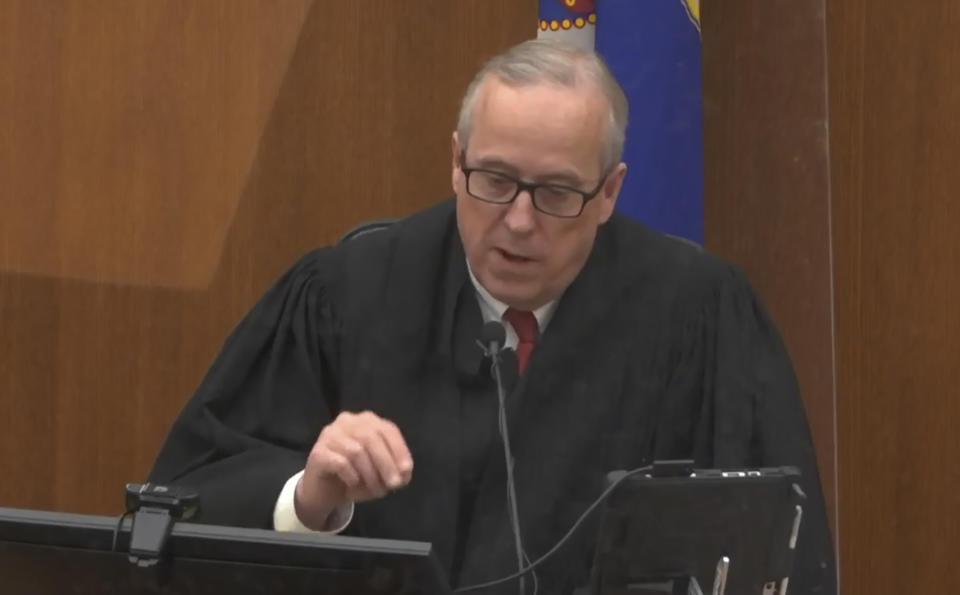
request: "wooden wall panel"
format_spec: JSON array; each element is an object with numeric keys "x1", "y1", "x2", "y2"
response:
[
  {"x1": 0, "y1": 0, "x2": 536, "y2": 514},
  {"x1": 0, "y1": 1, "x2": 314, "y2": 288},
  {"x1": 704, "y1": 0, "x2": 960, "y2": 591},
  {"x1": 829, "y1": 0, "x2": 960, "y2": 592},
  {"x1": 701, "y1": 0, "x2": 838, "y2": 542}
]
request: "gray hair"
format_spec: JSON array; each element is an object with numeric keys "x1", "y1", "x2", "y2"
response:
[{"x1": 456, "y1": 39, "x2": 629, "y2": 173}]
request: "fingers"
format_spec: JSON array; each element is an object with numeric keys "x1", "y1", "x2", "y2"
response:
[
  {"x1": 310, "y1": 411, "x2": 413, "y2": 500},
  {"x1": 338, "y1": 434, "x2": 387, "y2": 497},
  {"x1": 362, "y1": 429, "x2": 405, "y2": 490},
  {"x1": 377, "y1": 419, "x2": 414, "y2": 481},
  {"x1": 318, "y1": 449, "x2": 360, "y2": 489},
  {"x1": 345, "y1": 412, "x2": 413, "y2": 487}
]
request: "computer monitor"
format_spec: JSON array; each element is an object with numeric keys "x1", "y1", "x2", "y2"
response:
[
  {"x1": 587, "y1": 465, "x2": 804, "y2": 595},
  {"x1": 0, "y1": 506, "x2": 451, "y2": 594}
]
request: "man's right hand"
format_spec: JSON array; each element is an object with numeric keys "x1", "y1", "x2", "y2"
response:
[{"x1": 293, "y1": 411, "x2": 413, "y2": 530}]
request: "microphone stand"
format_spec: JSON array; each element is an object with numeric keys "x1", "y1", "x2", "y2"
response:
[
  {"x1": 490, "y1": 346, "x2": 526, "y2": 595},
  {"x1": 479, "y1": 322, "x2": 532, "y2": 595}
]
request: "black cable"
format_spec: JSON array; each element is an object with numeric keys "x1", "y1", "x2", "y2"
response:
[
  {"x1": 454, "y1": 463, "x2": 654, "y2": 593},
  {"x1": 112, "y1": 509, "x2": 135, "y2": 553}
]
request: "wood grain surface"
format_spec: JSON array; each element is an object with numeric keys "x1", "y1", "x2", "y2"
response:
[
  {"x1": 829, "y1": 0, "x2": 960, "y2": 591},
  {"x1": 0, "y1": 0, "x2": 536, "y2": 514}
]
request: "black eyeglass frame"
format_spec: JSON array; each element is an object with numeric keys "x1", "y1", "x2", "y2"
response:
[{"x1": 458, "y1": 150, "x2": 611, "y2": 218}]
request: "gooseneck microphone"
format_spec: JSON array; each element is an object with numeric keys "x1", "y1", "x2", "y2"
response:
[
  {"x1": 479, "y1": 320, "x2": 506, "y2": 359},
  {"x1": 459, "y1": 326, "x2": 656, "y2": 593},
  {"x1": 476, "y1": 321, "x2": 535, "y2": 595}
]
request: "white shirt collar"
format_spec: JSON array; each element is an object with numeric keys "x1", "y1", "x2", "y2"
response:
[{"x1": 466, "y1": 260, "x2": 558, "y2": 332}]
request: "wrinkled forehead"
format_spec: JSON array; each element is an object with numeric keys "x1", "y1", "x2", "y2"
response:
[{"x1": 466, "y1": 77, "x2": 610, "y2": 179}]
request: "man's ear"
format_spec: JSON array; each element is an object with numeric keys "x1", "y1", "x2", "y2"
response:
[
  {"x1": 451, "y1": 131, "x2": 462, "y2": 192},
  {"x1": 597, "y1": 162, "x2": 627, "y2": 224}
]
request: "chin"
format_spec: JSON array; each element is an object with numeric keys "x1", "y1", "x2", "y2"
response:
[
  {"x1": 476, "y1": 260, "x2": 553, "y2": 309},
  {"x1": 487, "y1": 280, "x2": 546, "y2": 310}
]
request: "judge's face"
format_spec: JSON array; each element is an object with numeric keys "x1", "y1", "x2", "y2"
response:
[{"x1": 452, "y1": 77, "x2": 627, "y2": 311}]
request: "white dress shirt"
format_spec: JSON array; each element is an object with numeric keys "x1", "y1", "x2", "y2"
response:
[{"x1": 272, "y1": 262, "x2": 558, "y2": 533}]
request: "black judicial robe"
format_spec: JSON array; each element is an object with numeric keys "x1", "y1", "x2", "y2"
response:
[{"x1": 149, "y1": 199, "x2": 836, "y2": 594}]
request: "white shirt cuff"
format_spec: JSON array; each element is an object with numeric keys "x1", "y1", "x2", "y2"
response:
[{"x1": 272, "y1": 469, "x2": 354, "y2": 533}]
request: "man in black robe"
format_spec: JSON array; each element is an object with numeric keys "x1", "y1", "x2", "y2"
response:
[{"x1": 149, "y1": 40, "x2": 836, "y2": 593}]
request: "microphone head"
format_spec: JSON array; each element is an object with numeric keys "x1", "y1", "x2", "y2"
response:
[{"x1": 480, "y1": 320, "x2": 506, "y2": 348}]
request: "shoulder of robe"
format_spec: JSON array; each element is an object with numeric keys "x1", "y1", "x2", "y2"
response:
[
  {"x1": 253, "y1": 199, "x2": 456, "y2": 319},
  {"x1": 604, "y1": 212, "x2": 747, "y2": 303},
  {"x1": 331, "y1": 197, "x2": 456, "y2": 269},
  {"x1": 271, "y1": 198, "x2": 458, "y2": 322}
]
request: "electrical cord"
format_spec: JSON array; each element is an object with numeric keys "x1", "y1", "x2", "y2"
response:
[
  {"x1": 522, "y1": 550, "x2": 539, "y2": 595},
  {"x1": 111, "y1": 509, "x2": 135, "y2": 553},
  {"x1": 455, "y1": 463, "x2": 654, "y2": 593}
]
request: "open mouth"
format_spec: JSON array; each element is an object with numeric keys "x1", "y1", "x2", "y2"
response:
[{"x1": 495, "y1": 247, "x2": 534, "y2": 264}]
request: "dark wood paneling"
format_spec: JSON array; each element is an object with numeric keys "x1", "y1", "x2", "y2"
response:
[
  {"x1": 829, "y1": 0, "x2": 960, "y2": 592},
  {"x1": 0, "y1": 0, "x2": 536, "y2": 514},
  {"x1": 701, "y1": 0, "x2": 838, "y2": 542}
]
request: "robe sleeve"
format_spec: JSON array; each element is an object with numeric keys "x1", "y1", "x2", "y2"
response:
[
  {"x1": 686, "y1": 262, "x2": 837, "y2": 595},
  {"x1": 148, "y1": 249, "x2": 342, "y2": 529}
]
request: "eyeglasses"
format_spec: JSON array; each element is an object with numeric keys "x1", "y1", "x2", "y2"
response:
[{"x1": 459, "y1": 151, "x2": 608, "y2": 218}]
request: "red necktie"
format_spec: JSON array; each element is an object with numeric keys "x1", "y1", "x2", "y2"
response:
[{"x1": 504, "y1": 308, "x2": 538, "y2": 374}]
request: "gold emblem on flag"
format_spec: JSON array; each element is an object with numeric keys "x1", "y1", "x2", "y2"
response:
[{"x1": 539, "y1": 13, "x2": 594, "y2": 32}]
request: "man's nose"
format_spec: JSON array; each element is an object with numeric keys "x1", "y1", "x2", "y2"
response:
[{"x1": 503, "y1": 190, "x2": 537, "y2": 233}]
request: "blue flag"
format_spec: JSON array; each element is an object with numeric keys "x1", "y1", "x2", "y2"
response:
[{"x1": 538, "y1": 0, "x2": 703, "y2": 243}]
